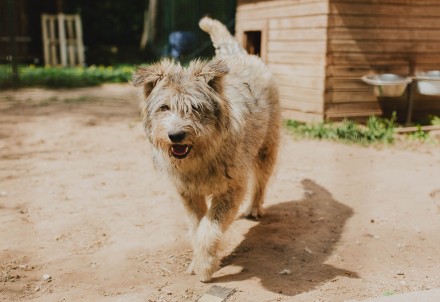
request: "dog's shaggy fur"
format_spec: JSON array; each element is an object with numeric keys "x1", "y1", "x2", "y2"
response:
[{"x1": 133, "y1": 17, "x2": 280, "y2": 282}]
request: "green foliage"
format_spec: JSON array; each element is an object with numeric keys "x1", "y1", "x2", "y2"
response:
[
  {"x1": 383, "y1": 290, "x2": 395, "y2": 296},
  {"x1": 284, "y1": 114, "x2": 396, "y2": 145},
  {"x1": 407, "y1": 126, "x2": 430, "y2": 141},
  {"x1": 0, "y1": 65, "x2": 134, "y2": 88},
  {"x1": 365, "y1": 113, "x2": 396, "y2": 143},
  {"x1": 429, "y1": 115, "x2": 440, "y2": 126},
  {"x1": 404, "y1": 116, "x2": 440, "y2": 142}
]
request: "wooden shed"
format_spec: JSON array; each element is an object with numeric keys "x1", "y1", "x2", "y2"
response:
[{"x1": 235, "y1": 0, "x2": 440, "y2": 122}]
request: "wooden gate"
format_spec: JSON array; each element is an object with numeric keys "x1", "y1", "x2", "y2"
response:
[{"x1": 41, "y1": 14, "x2": 85, "y2": 67}]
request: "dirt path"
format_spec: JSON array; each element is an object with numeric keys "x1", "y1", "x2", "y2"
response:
[{"x1": 1, "y1": 84, "x2": 440, "y2": 302}]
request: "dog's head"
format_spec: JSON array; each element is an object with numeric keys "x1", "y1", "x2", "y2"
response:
[{"x1": 133, "y1": 59, "x2": 230, "y2": 165}]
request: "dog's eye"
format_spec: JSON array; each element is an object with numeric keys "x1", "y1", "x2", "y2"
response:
[{"x1": 159, "y1": 105, "x2": 170, "y2": 112}]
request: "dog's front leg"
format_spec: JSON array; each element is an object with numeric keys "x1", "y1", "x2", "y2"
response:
[
  {"x1": 180, "y1": 192, "x2": 207, "y2": 237},
  {"x1": 192, "y1": 185, "x2": 245, "y2": 282},
  {"x1": 179, "y1": 192, "x2": 207, "y2": 274}
]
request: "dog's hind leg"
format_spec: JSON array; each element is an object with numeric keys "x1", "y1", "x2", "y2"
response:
[
  {"x1": 246, "y1": 129, "x2": 279, "y2": 219},
  {"x1": 192, "y1": 184, "x2": 246, "y2": 282}
]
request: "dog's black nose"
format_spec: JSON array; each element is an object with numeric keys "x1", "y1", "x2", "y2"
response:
[{"x1": 168, "y1": 130, "x2": 186, "y2": 143}]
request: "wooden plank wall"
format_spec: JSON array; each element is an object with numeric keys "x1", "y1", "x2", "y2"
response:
[
  {"x1": 326, "y1": 0, "x2": 440, "y2": 121},
  {"x1": 236, "y1": 0, "x2": 329, "y2": 122}
]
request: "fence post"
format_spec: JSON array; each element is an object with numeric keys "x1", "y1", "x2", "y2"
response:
[
  {"x1": 66, "y1": 17, "x2": 75, "y2": 66},
  {"x1": 48, "y1": 16, "x2": 58, "y2": 65},
  {"x1": 42, "y1": 14, "x2": 50, "y2": 66},
  {"x1": 74, "y1": 15, "x2": 85, "y2": 66},
  {"x1": 58, "y1": 13, "x2": 67, "y2": 67}
]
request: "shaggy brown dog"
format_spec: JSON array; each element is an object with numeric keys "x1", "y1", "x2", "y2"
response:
[{"x1": 133, "y1": 17, "x2": 280, "y2": 282}]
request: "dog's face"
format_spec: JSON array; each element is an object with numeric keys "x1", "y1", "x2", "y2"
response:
[{"x1": 133, "y1": 59, "x2": 230, "y2": 165}]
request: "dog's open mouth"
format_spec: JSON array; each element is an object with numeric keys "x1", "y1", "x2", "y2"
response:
[{"x1": 171, "y1": 144, "x2": 191, "y2": 159}]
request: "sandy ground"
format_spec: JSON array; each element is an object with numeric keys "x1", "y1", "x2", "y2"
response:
[{"x1": 1, "y1": 84, "x2": 440, "y2": 302}]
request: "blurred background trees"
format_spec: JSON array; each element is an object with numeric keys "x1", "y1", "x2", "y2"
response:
[{"x1": 0, "y1": 0, "x2": 237, "y2": 66}]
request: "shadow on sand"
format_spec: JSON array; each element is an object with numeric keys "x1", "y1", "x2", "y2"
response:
[{"x1": 214, "y1": 179, "x2": 358, "y2": 296}]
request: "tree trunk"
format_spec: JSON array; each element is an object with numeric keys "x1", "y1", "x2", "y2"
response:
[{"x1": 140, "y1": 0, "x2": 157, "y2": 50}]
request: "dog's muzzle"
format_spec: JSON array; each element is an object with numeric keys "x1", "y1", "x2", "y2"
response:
[{"x1": 170, "y1": 144, "x2": 191, "y2": 159}]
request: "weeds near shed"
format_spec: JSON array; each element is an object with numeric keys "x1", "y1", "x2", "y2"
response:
[
  {"x1": 285, "y1": 113, "x2": 440, "y2": 146},
  {"x1": 404, "y1": 115, "x2": 440, "y2": 143},
  {"x1": 430, "y1": 115, "x2": 440, "y2": 126},
  {"x1": 284, "y1": 113, "x2": 396, "y2": 145},
  {"x1": 406, "y1": 126, "x2": 431, "y2": 141}
]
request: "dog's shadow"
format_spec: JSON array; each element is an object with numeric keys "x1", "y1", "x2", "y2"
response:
[{"x1": 215, "y1": 179, "x2": 358, "y2": 296}]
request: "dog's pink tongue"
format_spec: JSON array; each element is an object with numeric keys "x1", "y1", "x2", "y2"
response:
[{"x1": 172, "y1": 145, "x2": 188, "y2": 155}]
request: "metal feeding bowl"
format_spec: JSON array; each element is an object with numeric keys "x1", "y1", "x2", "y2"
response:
[
  {"x1": 361, "y1": 74, "x2": 412, "y2": 97},
  {"x1": 414, "y1": 71, "x2": 440, "y2": 96}
]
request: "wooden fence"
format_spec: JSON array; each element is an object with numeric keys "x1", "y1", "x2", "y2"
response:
[{"x1": 41, "y1": 14, "x2": 85, "y2": 67}]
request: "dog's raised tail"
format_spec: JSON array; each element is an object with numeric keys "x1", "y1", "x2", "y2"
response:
[{"x1": 199, "y1": 17, "x2": 245, "y2": 56}]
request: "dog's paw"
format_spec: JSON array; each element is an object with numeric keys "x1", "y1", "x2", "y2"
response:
[
  {"x1": 197, "y1": 262, "x2": 215, "y2": 282},
  {"x1": 193, "y1": 254, "x2": 218, "y2": 283},
  {"x1": 199, "y1": 270, "x2": 213, "y2": 283},
  {"x1": 244, "y1": 206, "x2": 265, "y2": 220}
]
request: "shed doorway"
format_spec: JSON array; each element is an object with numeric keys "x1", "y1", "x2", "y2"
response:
[{"x1": 244, "y1": 30, "x2": 261, "y2": 57}]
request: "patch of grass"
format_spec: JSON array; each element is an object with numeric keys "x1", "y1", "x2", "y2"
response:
[
  {"x1": 407, "y1": 126, "x2": 430, "y2": 141},
  {"x1": 284, "y1": 113, "x2": 396, "y2": 145},
  {"x1": 404, "y1": 115, "x2": 440, "y2": 143},
  {"x1": 0, "y1": 64, "x2": 135, "y2": 88},
  {"x1": 383, "y1": 290, "x2": 395, "y2": 296}
]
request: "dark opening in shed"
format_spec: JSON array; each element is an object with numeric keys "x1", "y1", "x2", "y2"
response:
[{"x1": 244, "y1": 30, "x2": 261, "y2": 57}]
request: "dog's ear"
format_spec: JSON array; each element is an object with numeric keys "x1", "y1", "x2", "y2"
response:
[
  {"x1": 132, "y1": 60, "x2": 174, "y2": 97},
  {"x1": 193, "y1": 59, "x2": 229, "y2": 93},
  {"x1": 132, "y1": 65, "x2": 162, "y2": 98}
]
